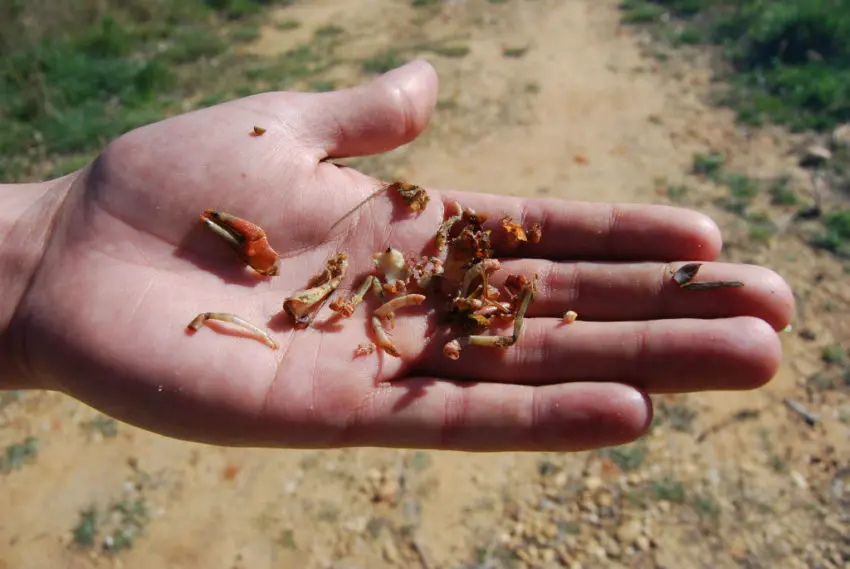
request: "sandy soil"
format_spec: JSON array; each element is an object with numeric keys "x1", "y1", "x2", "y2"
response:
[{"x1": 1, "y1": 1, "x2": 848, "y2": 568}]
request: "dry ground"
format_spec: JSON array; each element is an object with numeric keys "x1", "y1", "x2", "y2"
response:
[{"x1": 1, "y1": 1, "x2": 848, "y2": 568}]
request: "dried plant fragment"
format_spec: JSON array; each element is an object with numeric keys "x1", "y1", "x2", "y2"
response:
[
  {"x1": 436, "y1": 201, "x2": 464, "y2": 254},
  {"x1": 671, "y1": 263, "x2": 703, "y2": 286},
  {"x1": 251, "y1": 126, "x2": 267, "y2": 136},
  {"x1": 681, "y1": 281, "x2": 746, "y2": 291},
  {"x1": 200, "y1": 210, "x2": 280, "y2": 276},
  {"x1": 330, "y1": 275, "x2": 382, "y2": 318},
  {"x1": 562, "y1": 310, "x2": 578, "y2": 324},
  {"x1": 500, "y1": 216, "x2": 527, "y2": 248},
  {"x1": 443, "y1": 339, "x2": 462, "y2": 360},
  {"x1": 187, "y1": 312, "x2": 278, "y2": 350},
  {"x1": 372, "y1": 248, "x2": 412, "y2": 295},
  {"x1": 408, "y1": 255, "x2": 444, "y2": 290},
  {"x1": 387, "y1": 181, "x2": 430, "y2": 212},
  {"x1": 355, "y1": 343, "x2": 376, "y2": 357},
  {"x1": 374, "y1": 294, "x2": 426, "y2": 319},
  {"x1": 370, "y1": 293, "x2": 427, "y2": 357},
  {"x1": 371, "y1": 316, "x2": 400, "y2": 358},
  {"x1": 671, "y1": 263, "x2": 744, "y2": 290},
  {"x1": 444, "y1": 274, "x2": 538, "y2": 359},
  {"x1": 283, "y1": 253, "x2": 348, "y2": 328}
]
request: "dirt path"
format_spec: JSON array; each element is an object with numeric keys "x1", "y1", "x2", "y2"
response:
[{"x1": 1, "y1": 1, "x2": 848, "y2": 568}]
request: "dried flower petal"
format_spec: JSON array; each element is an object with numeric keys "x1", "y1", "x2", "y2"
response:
[{"x1": 501, "y1": 216, "x2": 528, "y2": 248}]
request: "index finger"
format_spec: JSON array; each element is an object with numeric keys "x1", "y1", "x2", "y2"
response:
[{"x1": 438, "y1": 191, "x2": 723, "y2": 262}]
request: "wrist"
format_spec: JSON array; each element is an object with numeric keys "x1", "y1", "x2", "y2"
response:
[{"x1": 0, "y1": 174, "x2": 75, "y2": 389}]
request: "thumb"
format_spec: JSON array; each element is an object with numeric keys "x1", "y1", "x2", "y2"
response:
[{"x1": 300, "y1": 60, "x2": 439, "y2": 159}]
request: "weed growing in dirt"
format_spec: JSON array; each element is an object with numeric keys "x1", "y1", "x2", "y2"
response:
[
  {"x1": 430, "y1": 44, "x2": 471, "y2": 58},
  {"x1": 650, "y1": 476, "x2": 686, "y2": 503},
  {"x1": 692, "y1": 152, "x2": 724, "y2": 180},
  {"x1": 598, "y1": 442, "x2": 648, "y2": 471},
  {"x1": 362, "y1": 50, "x2": 407, "y2": 74},
  {"x1": 82, "y1": 416, "x2": 119, "y2": 438},
  {"x1": 0, "y1": 390, "x2": 23, "y2": 411},
  {"x1": 620, "y1": 1, "x2": 666, "y2": 24},
  {"x1": 813, "y1": 209, "x2": 850, "y2": 258},
  {"x1": 72, "y1": 507, "x2": 99, "y2": 547},
  {"x1": 667, "y1": 183, "x2": 689, "y2": 202},
  {"x1": 619, "y1": 0, "x2": 850, "y2": 132},
  {"x1": 0, "y1": 437, "x2": 39, "y2": 474},
  {"x1": 746, "y1": 212, "x2": 778, "y2": 242},
  {"x1": 769, "y1": 175, "x2": 798, "y2": 205},
  {"x1": 275, "y1": 19, "x2": 300, "y2": 30},
  {"x1": 502, "y1": 46, "x2": 529, "y2": 58},
  {"x1": 656, "y1": 401, "x2": 698, "y2": 432},
  {"x1": 72, "y1": 498, "x2": 151, "y2": 553},
  {"x1": 822, "y1": 345, "x2": 847, "y2": 365}
]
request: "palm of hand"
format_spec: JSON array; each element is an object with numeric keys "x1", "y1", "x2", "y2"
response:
[{"x1": 13, "y1": 62, "x2": 794, "y2": 451}]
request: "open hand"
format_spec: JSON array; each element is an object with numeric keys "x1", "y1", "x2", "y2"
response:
[{"x1": 9, "y1": 61, "x2": 794, "y2": 451}]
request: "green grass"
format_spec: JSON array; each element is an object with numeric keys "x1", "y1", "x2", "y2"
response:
[
  {"x1": 692, "y1": 152, "x2": 724, "y2": 179},
  {"x1": 362, "y1": 50, "x2": 407, "y2": 74},
  {"x1": 813, "y1": 209, "x2": 850, "y2": 258},
  {"x1": 769, "y1": 175, "x2": 798, "y2": 205},
  {"x1": 431, "y1": 44, "x2": 471, "y2": 58},
  {"x1": 667, "y1": 183, "x2": 689, "y2": 201},
  {"x1": 598, "y1": 443, "x2": 648, "y2": 471},
  {"x1": 0, "y1": 437, "x2": 39, "y2": 474},
  {"x1": 72, "y1": 498, "x2": 151, "y2": 552},
  {"x1": 692, "y1": 493, "x2": 720, "y2": 519},
  {"x1": 620, "y1": 2, "x2": 666, "y2": 24},
  {"x1": 747, "y1": 212, "x2": 778, "y2": 242},
  {"x1": 651, "y1": 477, "x2": 686, "y2": 503},
  {"x1": 73, "y1": 507, "x2": 99, "y2": 547},
  {"x1": 619, "y1": 0, "x2": 850, "y2": 132},
  {"x1": 822, "y1": 345, "x2": 847, "y2": 365},
  {"x1": 502, "y1": 46, "x2": 529, "y2": 58},
  {"x1": 0, "y1": 0, "x2": 310, "y2": 182}
]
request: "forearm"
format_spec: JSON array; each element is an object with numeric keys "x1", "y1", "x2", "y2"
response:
[{"x1": 0, "y1": 175, "x2": 74, "y2": 389}]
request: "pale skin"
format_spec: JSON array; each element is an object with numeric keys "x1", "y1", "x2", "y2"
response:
[{"x1": 0, "y1": 60, "x2": 794, "y2": 452}]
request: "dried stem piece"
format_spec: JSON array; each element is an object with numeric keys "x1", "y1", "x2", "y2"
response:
[
  {"x1": 330, "y1": 275, "x2": 382, "y2": 318},
  {"x1": 371, "y1": 316, "x2": 400, "y2": 357},
  {"x1": 283, "y1": 253, "x2": 348, "y2": 328},
  {"x1": 371, "y1": 293, "x2": 428, "y2": 357},
  {"x1": 187, "y1": 312, "x2": 278, "y2": 349},
  {"x1": 374, "y1": 294, "x2": 426, "y2": 319}
]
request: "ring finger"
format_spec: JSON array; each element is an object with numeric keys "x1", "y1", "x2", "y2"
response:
[{"x1": 416, "y1": 316, "x2": 783, "y2": 393}]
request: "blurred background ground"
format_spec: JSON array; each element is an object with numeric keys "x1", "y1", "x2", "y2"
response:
[{"x1": 1, "y1": 0, "x2": 849, "y2": 567}]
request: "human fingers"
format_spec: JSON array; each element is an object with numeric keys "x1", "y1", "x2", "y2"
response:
[
  {"x1": 436, "y1": 192, "x2": 723, "y2": 262},
  {"x1": 295, "y1": 60, "x2": 438, "y2": 159},
  {"x1": 331, "y1": 380, "x2": 651, "y2": 452},
  {"x1": 490, "y1": 259, "x2": 794, "y2": 331},
  {"x1": 417, "y1": 316, "x2": 782, "y2": 393}
]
